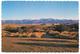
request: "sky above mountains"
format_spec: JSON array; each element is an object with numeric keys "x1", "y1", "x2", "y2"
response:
[{"x1": 2, "y1": 1, "x2": 78, "y2": 20}]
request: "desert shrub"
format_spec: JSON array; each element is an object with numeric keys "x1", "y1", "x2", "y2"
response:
[
  {"x1": 46, "y1": 30, "x2": 60, "y2": 38},
  {"x1": 17, "y1": 26, "x2": 27, "y2": 33},
  {"x1": 72, "y1": 33, "x2": 79, "y2": 40},
  {"x1": 2, "y1": 31, "x2": 7, "y2": 37},
  {"x1": 46, "y1": 30, "x2": 78, "y2": 39},
  {"x1": 54, "y1": 24, "x2": 65, "y2": 32},
  {"x1": 30, "y1": 35, "x2": 37, "y2": 38},
  {"x1": 67, "y1": 23, "x2": 79, "y2": 32},
  {"x1": 53, "y1": 24, "x2": 78, "y2": 32},
  {"x1": 59, "y1": 31, "x2": 78, "y2": 39},
  {"x1": 20, "y1": 26, "x2": 28, "y2": 32},
  {"x1": 4, "y1": 26, "x2": 18, "y2": 33},
  {"x1": 32, "y1": 32, "x2": 46, "y2": 38},
  {"x1": 5, "y1": 32, "x2": 11, "y2": 37}
]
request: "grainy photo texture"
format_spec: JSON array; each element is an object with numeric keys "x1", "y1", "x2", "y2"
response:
[{"x1": 2, "y1": 1, "x2": 79, "y2": 52}]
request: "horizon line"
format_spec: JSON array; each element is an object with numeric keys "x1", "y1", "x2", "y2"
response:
[{"x1": 2, "y1": 18, "x2": 79, "y2": 20}]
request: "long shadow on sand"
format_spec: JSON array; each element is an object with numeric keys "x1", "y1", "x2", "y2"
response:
[{"x1": 14, "y1": 42, "x2": 78, "y2": 48}]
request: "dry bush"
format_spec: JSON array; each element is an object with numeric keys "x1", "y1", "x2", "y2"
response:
[
  {"x1": 48, "y1": 30, "x2": 60, "y2": 35},
  {"x1": 60, "y1": 31, "x2": 78, "y2": 39},
  {"x1": 26, "y1": 32, "x2": 33, "y2": 37},
  {"x1": 2, "y1": 31, "x2": 7, "y2": 37},
  {"x1": 33, "y1": 32, "x2": 46, "y2": 38}
]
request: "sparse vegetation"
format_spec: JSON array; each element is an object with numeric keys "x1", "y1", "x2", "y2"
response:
[
  {"x1": 2, "y1": 23, "x2": 79, "y2": 52},
  {"x1": 2, "y1": 23, "x2": 78, "y2": 39}
]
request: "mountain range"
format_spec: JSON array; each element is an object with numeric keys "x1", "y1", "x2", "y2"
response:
[{"x1": 2, "y1": 18, "x2": 78, "y2": 24}]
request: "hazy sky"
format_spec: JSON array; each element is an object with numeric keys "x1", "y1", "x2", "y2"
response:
[{"x1": 2, "y1": 1, "x2": 78, "y2": 20}]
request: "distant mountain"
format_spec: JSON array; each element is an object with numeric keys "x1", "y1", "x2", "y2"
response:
[{"x1": 2, "y1": 18, "x2": 78, "y2": 24}]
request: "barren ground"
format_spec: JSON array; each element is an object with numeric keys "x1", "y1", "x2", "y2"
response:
[{"x1": 2, "y1": 37, "x2": 78, "y2": 52}]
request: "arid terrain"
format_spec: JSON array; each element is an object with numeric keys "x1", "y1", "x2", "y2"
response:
[
  {"x1": 2, "y1": 1, "x2": 79, "y2": 52},
  {"x1": 2, "y1": 23, "x2": 79, "y2": 52}
]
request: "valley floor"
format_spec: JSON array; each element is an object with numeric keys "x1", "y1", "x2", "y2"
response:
[{"x1": 2, "y1": 37, "x2": 78, "y2": 52}]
